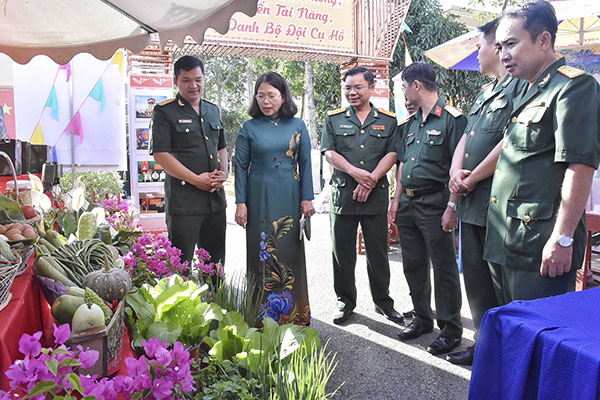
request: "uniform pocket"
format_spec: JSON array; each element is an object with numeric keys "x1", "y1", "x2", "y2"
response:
[
  {"x1": 422, "y1": 134, "x2": 444, "y2": 161},
  {"x1": 173, "y1": 124, "x2": 198, "y2": 148},
  {"x1": 486, "y1": 97, "x2": 511, "y2": 131},
  {"x1": 512, "y1": 104, "x2": 548, "y2": 151},
  {"x1": 367, "y1": 127, "x2": 390, "y2": 153},
  {"x1": 504, "y1": 199, "x2": 555, "y2": 253},
  {"x1": 334, "y1": 128, "x2": 356, "y2": 152}
]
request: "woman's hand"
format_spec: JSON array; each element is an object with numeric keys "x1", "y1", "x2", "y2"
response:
[
  {"x1": 301, "y1": 200, "x2": 315, "y2": 218},
  {"x1": 235, "y1": 203, "x2": 248, "y2": 228}
]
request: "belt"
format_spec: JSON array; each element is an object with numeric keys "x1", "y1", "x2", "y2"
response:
[{"x1": 403, "y1": 183, "x2": 447, "y2": 198}]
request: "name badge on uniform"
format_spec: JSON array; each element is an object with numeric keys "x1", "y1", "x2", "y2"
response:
[
  {"x1": 407, "y1": 132, "x2": 414, "y2": 137},
  {"x1": 339, "y1": 124, "x2": 353, "y2": 129},
  {"x1": 427, "y1": 129, "x2": 441, "y2": 136},
  {"x1": 372, "y1": 125, "x2": 385, "y2": 130},
  {"x1": 178, "y1": 119, "x2": 192, "y2": 123}
]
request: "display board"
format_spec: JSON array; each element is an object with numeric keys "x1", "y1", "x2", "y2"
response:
[{"x1": 128, "y1": 74, "x2": 172, "y2": 228}]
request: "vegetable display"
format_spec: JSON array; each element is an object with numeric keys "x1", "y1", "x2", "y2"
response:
[{"x1": 83, "y1": 255, "x2": 132, "y2": 302}]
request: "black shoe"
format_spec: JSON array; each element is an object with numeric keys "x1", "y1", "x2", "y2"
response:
[
  {"x1": 427, "y1": 335, "x2": 461, "y2": 355},
  {"x1": 397, "y1": 321, "x2": 433, "y2": 340},
  {"x1": 446, "y1": 346, "x2": 474, "y2": 365},
  {"x1": 332, "y1": 302, "x2": 354, "y2": 325},
  {"x1": 375, "y1": 306, "x2": 404, "y2": 323}
]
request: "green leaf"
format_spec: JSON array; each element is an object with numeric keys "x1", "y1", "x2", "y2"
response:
[
  {"x1": 209, "y1": 326, "x2": 250, "y2": 363},
  {"x1": 63, "y1": 212, "x2": 77, "y2": 238},
  {"x1": 45, "y1": 358, "x2": 58, "y2": 376},
  {"x1": 58, "y1": 358, "x2": 82, "y2": 368},
  {"x1": 51, "y1": 348, "x2": 72, "y2": 355},
  {"x1": 24, "y1": 380, "x2": 58, "y2": 398},
  {"x1": 66, "y1": 373, "x2": 84, "y2": 394},
  {"x1": 82, "y1": 396, "x2": 99, "y2": 400},
  {"x1": 126, "y1": 287, "x2": 156, "y2": 326},
  {"x1": 146, "y1": 321, "x2": 183, "y2": 344}
]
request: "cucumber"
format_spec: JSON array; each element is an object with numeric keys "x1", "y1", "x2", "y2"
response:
[
  {"x1": 34, "y1": 257, "x2": 78, "y2": 288},
  {"x1": 0, "y1": 237, "x2": 16, "y2": 262},
  {"x1": 67, "y1": 286, "x2": 86, "y2": 297},
  {"x1": 51, "y1": 295, "x2": 85, "y2": 325},
  {"x1": 45, "y1": 229, "x2": 64, "y2": 249}
]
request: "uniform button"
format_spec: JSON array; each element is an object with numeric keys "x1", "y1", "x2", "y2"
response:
[
  {"x1": 201, "y1": 118, "x2": 204, "y2": 122},
  {"x1": 360, "y1": 144, "x2": 365, "y2": 149},
  {"x1": 205, "y1": 136, "x2": 209, "y2": 140},
  {"x1": 407, "y1": 175, "x2": 411, "y2": 179},
  {"x1": 470, "y1": 130, "x2": 475, "y2": 136},
  {"x1": 185, "y1": 128, "x2": 190, "y2": 133},
  {"x1": 343, "y1": 133, "x2": 348, "y2": 136},
  {"x1": 430, "y1": 140, "x2": 434, "y2": 144},
  {"x1": 360, "y1": 129, "x2": 365, "y2": 134},
  {"x1": 381, "y1": 184, "x2": 385, "y2": 188},
  {"x1": 465, "y1": 153, "x2": 470, "y2": 159},
  {"x1": 503, "y1": 143, "x2": 508, "y2": 149},
  {"x1": 420, "y1": 123, "x2": 424, "y2": 127},
  {"x1": 360, "y1": 160, "x2": 365, "y2": 165},
  {"x1": 377, "y1": 134, "x2": 381, "y2": 137},
  {"x1": 210, "y1": 154, "x2": 213, "y2": 159},
  {"x1": 416, "y1": 140, "x2": 420, "y2": 144},
  {"x1": 491, "y1": 196, "x2": 497, "y2": 204},
  {"x1": 511, "y1": 116, "x2": 517, "y2": 123},
  {"x1": 523, "y1": 215, "x2": 532, "y2": 223},
  {"x1": 181, "y1": 181, "x2": 186, "y2": 186},
  {"x1": 411, "y1": 157, "x2": 415, "y2": 161}
]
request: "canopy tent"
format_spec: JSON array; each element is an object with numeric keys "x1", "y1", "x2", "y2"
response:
[
  {"x1": 0, "y1": 0, "x2": 258, "y2": 65},
  {"x1": 424, "y1": 0, "x2": 600, "y2": 71}
]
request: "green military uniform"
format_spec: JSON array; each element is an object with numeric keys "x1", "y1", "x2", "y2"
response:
[
  {"x1": 396, "y1": 97, "x2": 466, "y2": 339},
  {"x1": 484, "y1": 58, "x2": 600, "y2": 303},
  {"x1": 457, "y1": 75, "x2": 527, "y2": 339},
  {"x1": 321, "y1": 104, "x2": 398, "y2": 311},
  {"x1": 149, "y1": 93, "x2": 227, "y2": 263}
]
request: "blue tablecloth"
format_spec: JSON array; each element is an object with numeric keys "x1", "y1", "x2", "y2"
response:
[{"x1": 469, "y1": 288, "x2": 600, "y2": 400}]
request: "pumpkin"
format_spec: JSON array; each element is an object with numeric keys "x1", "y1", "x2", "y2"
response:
[{"x1": 83, "y1": 255, "x2": 131, "y2": 302}]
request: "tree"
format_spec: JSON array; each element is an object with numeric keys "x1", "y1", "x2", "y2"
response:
[
  {"x1": 390, "y1": 0, "x2": 488, "y2": 111},
  {"x1": 304, "y1": 62, "x2": 318, "y2": 147}
]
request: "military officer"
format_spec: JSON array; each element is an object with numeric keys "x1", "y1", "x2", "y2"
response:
[
  {"x1": 321, "y1": 66, "x2": 402, "y2": 325},
  {"x1": 149, "y1": 55, "x2": 228, "y2": 264},
  {"x1": 445, "y1": 19, "x2": 528, "y2": 366},
  {"x1": 389, "y1": 62, "x2": 466, "y2": 356},
  {"x1": 485, "y1": 0, "x2": 600, "y2": 303}
]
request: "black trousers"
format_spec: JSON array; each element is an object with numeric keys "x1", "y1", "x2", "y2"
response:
[{"x1": 167, "y1": 210, "x2": 227, "y2": 264}]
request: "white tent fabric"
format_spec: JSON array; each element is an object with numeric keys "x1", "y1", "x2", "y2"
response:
[{"x1": 0, "y1": 0, "x2": 258, "y2": 64}]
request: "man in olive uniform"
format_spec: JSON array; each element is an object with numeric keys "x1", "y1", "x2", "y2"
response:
[
  {"x1": 445, "y1": 19, "x2": 527, "y2": 365},
  {"x1": 150, "y1": 56, "x2": 228, "y2": 264},
  {"x1": 485, "y1": 1, "x2": 600, "y2": 302},
  {"x1": 321, "y1": 66, "x2": 402, "y2": 325},
  {"x1": 389, "y1": 62, "x2": 466, "y2": 355}
]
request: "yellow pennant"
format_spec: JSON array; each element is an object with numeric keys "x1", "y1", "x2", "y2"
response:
[
  {"x1": 111, "y1": 50, "x2": 125, "y2": 76},
  {"x1": 30, "y1": 122, "x2": 45, "y2": 145}
]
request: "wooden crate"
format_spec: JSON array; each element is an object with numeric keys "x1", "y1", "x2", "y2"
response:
[{"x1": 66, "y1": 299, "x2": 125, "y2": 377}]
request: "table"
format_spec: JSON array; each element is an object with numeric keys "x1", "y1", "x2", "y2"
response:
[
  {"x1": 469, "y1": 288, "x2": 600, "y2": 399},
  {"x1": 0, "y1": 257, "x2": 134, "y2": 391}
]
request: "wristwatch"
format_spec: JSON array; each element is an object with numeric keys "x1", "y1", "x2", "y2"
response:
[
  {"x1": 447, "y1": 201, "x2": 457, "y2": 211},
  {"x1": 555, "y1": 234, "x2": 574, "y2": 248}
]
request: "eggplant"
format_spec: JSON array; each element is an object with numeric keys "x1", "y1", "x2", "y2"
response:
[{"x1": 37, "y1": 276, "x2": 69, "y2": 304}]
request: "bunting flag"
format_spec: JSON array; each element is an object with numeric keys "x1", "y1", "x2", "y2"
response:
[
  {"x1": 30, "y1": 122, "x2": 45, "y2": 145},
  {"x1": 64, "y1": 111, "x2": 83, "y2": 144},
  {"x1": 111, "y1": 50, "x2": 125, "y2": 76},
  {"x1": 58, "y1": 63, "x2": 71, "y2": 82},
  {"x1": 89, "y1": 78, "x2": 106, "y2": 111},
  {"x1": 46, "y1": 86, "x2": 59, "y2": 120}
]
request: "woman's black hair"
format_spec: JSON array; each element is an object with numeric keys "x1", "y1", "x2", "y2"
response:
[{"x1": 249, "y1": 71, "x2": 298, "y2": 119}]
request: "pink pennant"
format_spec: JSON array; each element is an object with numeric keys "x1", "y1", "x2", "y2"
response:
[
  {"x1": 58, "y1": 63, "x2": 71, "y2": 82},
  {"x1": 64, "y1": 111, "x2": 83, "y2": 144}
]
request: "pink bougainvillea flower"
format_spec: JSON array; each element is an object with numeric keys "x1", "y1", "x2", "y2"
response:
[
  {"x1": 76, "y1": 345, "x2": 100, "y2": 369},
  {"x1": 53, "y1": 323, "x2": 70, "y2": 345},
  {"x1": 18, "y1": 331, "x2": 42, "y2": 357}
]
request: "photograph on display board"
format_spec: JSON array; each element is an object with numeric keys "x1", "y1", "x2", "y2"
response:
[
  {"x1": 135, "y1": 95, "x2": 167, "y2": 119},
  {"x1": 137, "y1": 160, "x2": 166, "y2": 184},
  {"x1": 139, "y1": 191, "x2": 165, "y2": 214},
  {"x1": 136, "y1": 122, "x2": 150, "y2": 151}
]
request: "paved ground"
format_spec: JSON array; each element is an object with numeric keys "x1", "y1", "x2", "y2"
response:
[{"x1": 223, "y1": 195, "x2": 473, "y2": 400}]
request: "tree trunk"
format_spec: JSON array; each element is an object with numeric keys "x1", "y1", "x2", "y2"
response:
[
  {"x1": 215, "y1": 59, "x2": 223, "y2": 109},
  {"x1": 304, "y1": 62, "x2": 318, "y2": 148},
  {"x1": 246, "y1": 57, "x2": 254, "y2": 105}
]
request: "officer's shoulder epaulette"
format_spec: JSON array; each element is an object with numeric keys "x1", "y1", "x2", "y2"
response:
[
  {"x1": 157, "y1": 98, "x2": 176, "y2": 107},
  {"x1": 397, "y1": 117, "x2": 411, "y2": 127},
  {"x1": 378, "y1": 108, "x2": 396, "y2": 118},
  {"x1": 444, "y1": 104, "x2": 463, "y2": 118},
  {"x1": 327, "y1": 108, "x2": 346, "y2": 116},
  {"x1": 557, "y1": 65, "x2": 586, "y2": 79},
  {"x1": 202, "y1": 98, "x2": 219, "y2": 107}
]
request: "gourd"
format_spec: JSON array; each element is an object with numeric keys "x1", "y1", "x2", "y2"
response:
[
  {"x1": 51, "y1": 295, "x2": 85, "y2": 325},
  {"x1": 71, "y1": 303, "x2": 105, "y2": 333},
  {"x1": 77, "y1": 211, "x2": 98, "y2": 240},
  {"x1": 83, "y1": 255, "x2": 131, "y2": 302}
]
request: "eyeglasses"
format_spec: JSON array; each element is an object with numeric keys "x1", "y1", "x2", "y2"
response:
[
  {"x1": 255, "y1": 94, "x2": 281, "y2": 101},
  {"x1": 343, "y1": 85, "x2": 370, "y2": 93}
]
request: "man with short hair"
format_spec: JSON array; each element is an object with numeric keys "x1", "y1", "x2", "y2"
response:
[
  {"x1": 390, "y1": 61, "x2": 466, "y2": 356},
  {"x1": 149, "y1": 55, "x2": 228, "y2": 264},
  {"x1": 321, "y1": 66, "x2": 402, "y2": 325},
  {"x1": 486, "y1": 0, "x2": 600, "y2": 302},
  {"x1": 445, "y1": 19, "x2": 527, "y2": 365}
]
